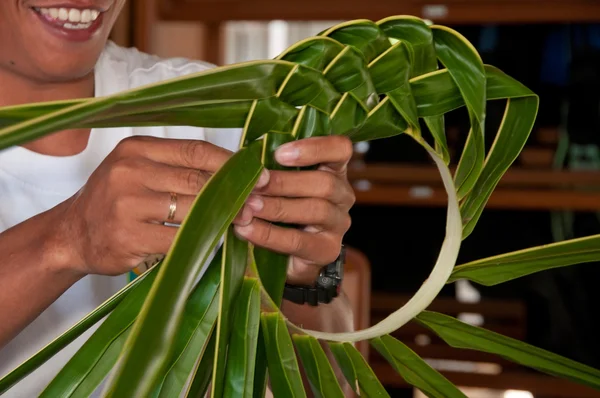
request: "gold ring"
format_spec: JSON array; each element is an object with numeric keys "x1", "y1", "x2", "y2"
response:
[{"x1": 167, "y1": 192, "x2": 177, "y2": 221}]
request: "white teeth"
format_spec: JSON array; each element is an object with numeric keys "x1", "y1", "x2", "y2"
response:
[
  {"x1": 68, "y1": 8, "x2": 81, "y2": 22},
  {"x1": 63, "y1": 22, "x2": 93, "y2": 30},
  {"x1": 58, "y1": 8, "x2": 68, "y2": 21},
  {"x1": 81, "y1": 9, "x2": 91, "y2": 23},
  {"x1": 35, "y1": 7, "x2": 101, "y2": 23}
]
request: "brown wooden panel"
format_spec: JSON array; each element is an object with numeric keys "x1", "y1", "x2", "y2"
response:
[
  {"x1": 352, "y1": 183, "x2": 600, "y2": 211},
  {"x1": 159, "y1": 0, "x2": 600, "y2": 24},
  {"x1": 134, "y1": 0, "x2": 158, "y2": 53},
  {"x1": 371, "y1": 294, "x2": 526, "y2": 320},
  {"x1": 347, "y1": 163, "x2": 600, "y2": 210},
  {"x1": 370, "y1": 317, "x2": 526, "y2": 340},
  {"x1": 348, "y1": 163, "x2": 600, "y2": 189}
]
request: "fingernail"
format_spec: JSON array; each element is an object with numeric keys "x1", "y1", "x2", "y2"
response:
[
  {"x1": 234, "y1": 206, "x2": 253, "y2": 226},
  {"x1": 247, "y1": 195, "x2": 264, "y2": 212},
  {"x1": 256, "y1": 169, "x2": 270, "y2": 188},
  {"x1": 275, "y1": 145, "x2": 300, "y2": 163},
  {"x1": 235, "y1": 223, "x2": 253, "y2": 236}
]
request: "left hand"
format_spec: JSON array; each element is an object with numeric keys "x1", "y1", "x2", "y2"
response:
[{"x1": 234, "y1": 135, "x2": 355, "y2": 285}]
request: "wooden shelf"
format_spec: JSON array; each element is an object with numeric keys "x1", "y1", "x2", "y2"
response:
[
  {"x1": 348, "y1": 163, "x2": 600, "y2": 211},
  {"x1": 159, "y1": 0, "x2": 600, "y2": 24}
]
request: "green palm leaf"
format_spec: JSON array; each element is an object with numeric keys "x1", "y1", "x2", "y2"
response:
[
  {"x1": 0, "y1": 267, "x2": 156, "y2": 395},
  {"x1": 293, "y1": 335, "x2": 345, "y2": 398},
  {"x1": 261, "y1": 313, "x2": 306, "y2": 397},
  {"x1": 223, "y1": 277, "x2": 262, "y2": 397},
  {"x1": 211, "y1": 229, "x2": 249, "y2": 398},
  {"x1": 184, "y1": 333, "x2": 217, "y2": 398},
  {"x1": 431, "y1": 26, "x2": 486, "y2": 200},
  {"x1": 417, "y1": 311, "x2": 600, "y2": 390},
  {"x1": 102, "y1": 141, "x2": 264, "y2": 397},
  {"x1": 153, "y1": 249, "x2": 222, "y2": 397},
  {"x1": 38, "y1": 269, "x2": 158, "y2": 397},
  {"x1": 379, "y1": 16, "x2": 449, "y2": 163},
  {"x1": 330, "y1": 342, "x2": 390, "y2": 397},
  {"x1": 371, "y1": 334, "x2": 467, "y2": 398},
  {"x1": 2, "y1": 13, "x2": 599, "y2": 398},
  {"x1": 449, "y1": 233, "x2": 600, "y2": 285}
]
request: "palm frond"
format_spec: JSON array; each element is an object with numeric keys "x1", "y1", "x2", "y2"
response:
[{"x1": 1, "y1": 15, "x2": 597, "y2": 398}]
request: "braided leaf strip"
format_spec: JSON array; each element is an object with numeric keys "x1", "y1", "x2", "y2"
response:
[
  {"x1": 0, "y1": 17, "x2": 537, "y2": 239},
  {"x1": 0, "y1": 12, "x2": 538, "y2": 344}
]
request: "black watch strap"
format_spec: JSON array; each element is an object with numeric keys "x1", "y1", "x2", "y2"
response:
[{"x1": 283, "y1": 246, "x2": 345, "y2": 306}]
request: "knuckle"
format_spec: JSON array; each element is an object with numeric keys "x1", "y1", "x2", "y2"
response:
[
  {"x1": 115, "y1": 136, "x2": 143, "y2": 155},
  {"x1": 111, "y1": 226, "x2": 132, "y2": 249},
  {"x1": 257, "y1": 222, "x2": 274, "y2": 243},
  {"x1": 336, "y1": 135, "x2": 354, "y2": 159},
  {"x1": 271, "y1": 198, "x2": 287, "y2": 221},
  {"x1": 320, "y1": 173, "x2": 338, "y2": 199},
  {"x1": 314, "y1": 199, "x2": 331, "y2": 223},
  {"x1": 269, "y1": 171, "x2": 284, "y2": 191},
  {"x1": 342, "y1": 214, "x2": 352, "y2": 232},
  {"x1": 325, "y1": 239, "x2": 342, "y2": 264},
  {"x1": 107, "y1": 158, "x2": 135, "y2": 185},
  {"x1": 180, "y1": 140, "x2": 206, "y2": 168},
  {"x1": 347, "y1": 188, "x2": 357, "y2": 207},
  {"x1": 289, "y1": 230, "x2": 304, "y2": 253},
  {"x1": 324, "y1": 251, "x2": 339, "y2": 265},
  {"x1": 185, "y1": 168, "x2": 206, "y2": 192},
  {"x1": 112, "y1": 193, "x2": 136, "y2": 217}
]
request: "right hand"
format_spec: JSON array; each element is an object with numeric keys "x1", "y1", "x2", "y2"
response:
[{"x1": 53, "y1": 135, "x2": 268, "y2": 277}]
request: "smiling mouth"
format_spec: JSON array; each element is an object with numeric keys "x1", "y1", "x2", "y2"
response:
[{"x1": 32, "y1": 6, "x2": 104, "y2": 30}]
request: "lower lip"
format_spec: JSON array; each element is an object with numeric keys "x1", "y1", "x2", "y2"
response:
[{"x1": 31, "y1": 9, "x2": 105, "y2": 42}]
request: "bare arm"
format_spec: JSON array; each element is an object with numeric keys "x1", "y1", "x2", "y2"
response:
[
  {"x1": 0, "y1": 136, "x2": 248, "y2": 349},
  {"x1": 0, "y1": 202, "x2": 81, "y2": 349}
]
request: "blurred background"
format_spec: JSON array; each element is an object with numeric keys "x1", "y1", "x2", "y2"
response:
[{"x1": 110, "y1": 1, "x2": 600, "y2": 397}]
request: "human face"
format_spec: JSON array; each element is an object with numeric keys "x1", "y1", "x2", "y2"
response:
[{"x1": 0, "y1": 1, "x2": 126, "y2": 84}]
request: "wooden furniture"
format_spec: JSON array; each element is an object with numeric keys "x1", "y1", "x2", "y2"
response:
[
  {"x1": 347, "y1": 162, "x2": 600, "y2": 211},
  {"x1": 108, "y1": 2, "x2": 133, "y2": 47},
  {"x1": 135, "y1": 0, "x2": 600, "y2": 64}
]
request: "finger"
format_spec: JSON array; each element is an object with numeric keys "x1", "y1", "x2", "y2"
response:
[
  {"x1": 137, "y1": 190, "x2": 254, "y2": 226},
  {"x1": 286, "y1": 257, "x2": 324, "y2": 286},
  {"x1": 140, "y1": 162, "x2": 213, "y2": 195},
  {"x1": 140, "y1": 191, "x2": 196, "y2": 224},
  {"x1": 258, "y1": 170, "x2": 355, "y2": 208},
  {"x1": 234, "y1": 218, "x2": 341, "y2": 265},
  {"x1": 117, "y1": 136, "x2": 233, "y2": 172},
  {"x1": 139, "y1": 160, "x2": 270, "y2": 196},
  {"x1": 135, "y1": 223, "x2": 179, "y2": 255},
  {"x1": 248, "y1": 195, "x2": 350, "y2": 233},
  {"x1": 274, "y1": 135, "x2": 353, "y2": 174}
]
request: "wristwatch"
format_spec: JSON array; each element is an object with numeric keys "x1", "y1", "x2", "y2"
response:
[{"x1": 283, "y1": 246, "x2": 346, "y2": 306}]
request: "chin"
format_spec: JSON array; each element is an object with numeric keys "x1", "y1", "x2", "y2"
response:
[{"x1": 36, "y1": 50, "x2": 104, "y2": 83}]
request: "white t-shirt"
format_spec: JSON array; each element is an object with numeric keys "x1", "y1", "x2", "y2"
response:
[{"x1": 0, "y1": 41, "x2": 242, "y2": 397}]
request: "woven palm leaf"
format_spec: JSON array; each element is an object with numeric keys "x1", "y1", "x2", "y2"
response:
[{"x1": 1, "y1": 15, "x2": 600, "y2": 398}]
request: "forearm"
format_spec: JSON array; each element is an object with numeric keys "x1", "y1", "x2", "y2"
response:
[
  {"x1": 0, "y1": 204, "x2": 82, "y2": 349},
  {"x1": 282, "y1": 291, "x2": 356, "y2": 397}
]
